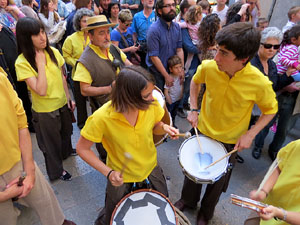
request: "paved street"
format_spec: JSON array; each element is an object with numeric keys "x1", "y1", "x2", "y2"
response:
[{"x1": 17, "y1": 110, "x2": 300, "y2": 225}]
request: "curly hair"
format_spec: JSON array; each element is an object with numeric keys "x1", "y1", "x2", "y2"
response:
[
  {"x1": 184, "y1": 5, "x2": 202, "y2": 25},
  {"x1": 73, "y1": 8, "x2": 94, "y2": 31},
  {"x1": 198, "y1": 13, "x2": 220, "y2": 56}
]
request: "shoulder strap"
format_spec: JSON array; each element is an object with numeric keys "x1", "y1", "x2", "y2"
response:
[
  {"x1": 109, "y1": 44, "x2": 125, "y2": 69},
  {"x1": 116, "y1": 28, "x2": 129, "y2": 48}
]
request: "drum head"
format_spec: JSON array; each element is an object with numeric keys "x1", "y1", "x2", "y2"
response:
[
  {"x1": 178, "y1": 135, "x2": 228, "y2": 183},
  {"x1": 111, "y1": 189, "x2": 177, "y2": 225}
]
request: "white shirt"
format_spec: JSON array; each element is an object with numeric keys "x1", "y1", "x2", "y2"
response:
[{"x1": 212, "y1": 5, "x2": 228, "y2": 26}]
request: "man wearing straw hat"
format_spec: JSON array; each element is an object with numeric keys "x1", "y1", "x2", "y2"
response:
[
  {"x1": 174, "y1": 22, "x2": 278, "y2": 225},
  {"x1": 73, "y1": 15, "x2": 132, "y2": 162}
]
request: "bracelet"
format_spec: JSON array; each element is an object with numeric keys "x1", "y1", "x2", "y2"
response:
[
  {"x1": 274, "y1": 208, "x2": 287, "y2": 221},
  {"x1": 191, "y1": 109, "x2": 200, "y2": 113},
  {"x1": 260, "y1": 188, "x2": 268, "y2": 197},
  {"x1": 106, "y1": 169, "x2": 114, "y2": 180}
]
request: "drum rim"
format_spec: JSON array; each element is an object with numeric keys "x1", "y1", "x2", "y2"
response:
[
  {"x1": 110, "y1": 188, "x2": 179, "y2": 225},
  {"x1": 178, "y1": 135, "x2": 229, "y2": 183}
]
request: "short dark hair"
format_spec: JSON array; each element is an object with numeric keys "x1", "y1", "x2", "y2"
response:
[
  {"x1": 168, "y1": 55, "x2": 182, "y2": 68},
  {"x1": 179, "y1": 0, "x2": 190, "y2": 14},
  {"x1": 216, "y1": 22, "x2": 261, "y2": 63},
  {"x1": 225, "y1": 1, "x2": 250, "y2": 26},
  {"x1": 155, "y1": 0, "x2": 165, "y2": 17},
  {"x1": 108, "y1": 1, "x2": 120, "y2": 18},
  {"x1": 256, "y1": 17, "x2": 268, "y2": 27},
  {"x1": 111, "y1": 66, "x2": 156, "y2": 112}
]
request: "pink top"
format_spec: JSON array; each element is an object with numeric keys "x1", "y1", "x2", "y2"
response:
[{"x1": 277, "y1": 44, "x2": 299, "y2": 76}]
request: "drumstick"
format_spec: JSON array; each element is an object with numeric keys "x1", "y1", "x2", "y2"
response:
[
  {"x1": 174, "y1": 132, "x2": 191, "y2": 139},
  {"x1": 194, "y1": 127, "x2": 204, "y2": 154},
  {"x1": 120, "y1": 152, "x2": 133, "y2": 176},
  {"x1": 204, "y1": 148, "x2": 238, "y2": 170},
  {"x1": 255, "y1": 158, "x2": 280, "y2": 197}
]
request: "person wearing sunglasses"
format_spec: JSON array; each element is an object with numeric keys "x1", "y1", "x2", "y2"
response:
[
  {"x1": 111, "y1": 9, "x2": 139, "y2": 62},
  {"x1": 250, "y1": 27, "x2": 295, "y2": 160}
]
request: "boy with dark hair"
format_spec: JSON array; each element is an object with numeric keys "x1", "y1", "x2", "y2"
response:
[
  {"x1": 174, "y1": 22, "x2": 278, "y2": 225},
  {"x1": 282, "y1": 6, "x2": 300, "y2": 33},
  {"x1": 164, "y1": 55, "x2": 184, "y2": 127}
]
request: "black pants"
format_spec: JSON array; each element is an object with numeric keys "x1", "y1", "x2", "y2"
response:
[
  {"x1": 32, "y1": 104, "x2": 73, "y2": 180},
  {"x1": 179, "y1": 129, "x2": 236, "y2": 221},
  {"x1": 73, "y1": 81, "x2": 88, "y2": 129}
]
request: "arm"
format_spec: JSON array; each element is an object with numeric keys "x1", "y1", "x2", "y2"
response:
[
  {"x1": 260, "y1": 206, "x2": 300, "y2": 225},
  {"x1": 279, "y1": 47, "x2": 299, "y2": 68},
  {"x1": 164, "y1": 88, "x2": 172, "y2": 105},
  {"x1": 187, "y1": 79, "x2": 201, "y2": 128},
  {"x1": 18, "y1": 128, "x2": 35, "y2": 198},
  {"x1": 182, "y1": 28, "x2": 199, "y2": 54},
  {"x1": 76, "y1": 136, "x2": 123, "y2": 186},
  {"x1": 111, "y1": 41, "x2": 138, "y2": 53},
  {"x1": 62, "y1": 38, "x2": 77, "y2": 67},
  {"x1": 80, "y1": 82, "x2": 112, "y2": 97},
  {"x1": 24, "y1": 50, "x2": 47, "y2": 96},
  {"x1": 0, "y1": 184, "x2": 23, "y2": 202},
  {"x1": 61, "y1": 68, "x2": 75, "y2": 110},
  {"x1": 153, "y1": 121, "x2": 179, "y2": 137},
  {"x1": 235, "y1": 113, "x2": 275, "y2": 151},
  {"x1": 150, "y1": 56, "x2": 174, "y2": 86},
  {"x1": 128, "y1": 4, "x2": 139, "y2": 9},
  {"x1": 176, "y1": 48, "x2": 185, "y2": 78}
]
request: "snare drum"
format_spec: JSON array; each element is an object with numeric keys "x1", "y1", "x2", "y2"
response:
[
  {"x1": 152, "y1": 86, "x2": 172, "y2": 146},
  {"x1": 110, "y1": 189, "x2": 178, "y2": 225},
  {"x1": 231, "y1": 194, "x2": 268, "y2": 212},
  {"x1": 178, "y1": 135, "x2": 229, "y2": 184}
]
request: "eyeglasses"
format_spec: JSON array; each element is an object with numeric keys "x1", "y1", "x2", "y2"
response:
[
  {"x1": 124, "y1": 22, "x2": 132, "y2": 27},
  {"x1": 162, "y1": 3, "x2": 176, "y2": 8},
  {"x1": 261, "y1": 43, "x2": 280, "y2": 50}
]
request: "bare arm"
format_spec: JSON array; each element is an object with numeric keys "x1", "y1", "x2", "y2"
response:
[
  {"x1": 76, "y1": 136, "x2": 123, "y2": 186},
  {"x1": 164, "y1": 88, "x2": 172, "y2": 105},
  {"x1": 187, "y1": 79, "x2": 201, "y2": 128},
  {"x1": 150, "y1": 56, "x2": 174, "y2": 87},
  {"x1": 25, "y1": 50, "x2": 47, "y2": 96},
  {"x1": 153, "y1": 121, "x2": 179, "y2": 137},
  {"x1": 80, "y1": 82, "x2": 112, "y2": 97},
  {"x1": 234, "y1": 113, "x2": 275, "y2": 151},
  {"x1": 111, "y1": 41, "x2": 139, "y2": 53}
]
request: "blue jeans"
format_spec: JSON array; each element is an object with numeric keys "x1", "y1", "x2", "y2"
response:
[
  {"x1": 254, "y1": 115, "x2": 277, "y2": 149},
  {"x1": 268, "y1": 91, "x2": 298, "y2": 154}
]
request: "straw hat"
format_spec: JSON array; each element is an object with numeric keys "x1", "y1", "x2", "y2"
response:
[{"x1": 81, "y1": 15, "x2": 116, "y2": 31}]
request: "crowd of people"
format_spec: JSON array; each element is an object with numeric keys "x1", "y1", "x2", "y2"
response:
[{"x1": 0, "y1": 0, "x2": 300, "y2": 224}]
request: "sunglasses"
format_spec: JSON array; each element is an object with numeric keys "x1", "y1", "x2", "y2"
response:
[
  {"x1": 124, "y1": 22, "x2": 132, "y2": 27},
  {"x1": 261, "y1": 43, "x2": 280, "y2": 50}
]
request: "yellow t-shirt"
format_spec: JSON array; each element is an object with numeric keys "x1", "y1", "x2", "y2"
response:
[
  {"x1": 261, "y1": 140, "x2": 300, "y2": 225},
  {"x1": 15, "y1": 47, "x2": 67, "y2": 113},
  {"x1": 73, "y1": 43, "x2": 127, "y2": 84},
  {"x1": 193, "y1": 60, "x2": 278, "y2": 144},
  {"x1": 0, "y1": 72, "x2": 27, "y2": 175},
  {"x1": 81, "y1": 100, "x2": 164, "y2": 182},
  {"x1": 62, "y1": 31, "x2": 90, "y2": 70}
]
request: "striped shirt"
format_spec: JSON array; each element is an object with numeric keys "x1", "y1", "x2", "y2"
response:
[{"x1": 277, "y1": 44, "x2": 299, "y2": 75}]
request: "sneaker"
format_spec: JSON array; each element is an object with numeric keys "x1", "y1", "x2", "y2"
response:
[
  {"x1": 236, "y1": 154, "x2": 244, "y2": 163},
  {"x1": 70, "y1": 148, "x2": 78, "y2": 156},
  {"x1": 60, "y1": 170, "x2": 72, "y2": 181},
  {"x1": 252, "y1": 147, "x2": 262, "y2": 159},
  {"x1": 177, "y1": 108, "x2": 187, "y2": 118}
]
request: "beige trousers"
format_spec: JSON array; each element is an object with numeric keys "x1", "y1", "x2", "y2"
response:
[{"x1": 0, "y1": 161, "x2": 65, "y2": 225}]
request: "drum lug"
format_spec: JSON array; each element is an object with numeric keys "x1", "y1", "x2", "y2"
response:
[{"x1": 227, "y1": 163, "x2": 234, "y2": 171}]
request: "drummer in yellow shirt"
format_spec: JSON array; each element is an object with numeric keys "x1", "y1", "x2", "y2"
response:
[
  {"x1": 174, "y1": 22, "x2": 278, "y2": 225},
  {"x1": 62, "y1": 8, "x2": 94, "y2": 129},
  {"x1": 76, "y1": 66, "x2": 179, "y2": 225},
  {"x1": 245, "y1": 139, "x2": 300, "y2": 225}
]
